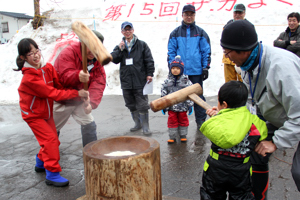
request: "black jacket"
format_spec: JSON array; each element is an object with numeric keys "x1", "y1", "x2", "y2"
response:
[
  {"x1": 111, "y1": 35, "x2": 155, "y2": 89},
  {"x1": 274, "y1": 26, "x2": 300, "y2": 57}
]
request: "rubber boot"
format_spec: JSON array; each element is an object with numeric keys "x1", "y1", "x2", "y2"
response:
[
  {"x1": 252, "y1": 165, "x2": 269, "y2": 200},
  {"x1": 35, "y1": 154, "x2": 45, "y2": 172},
  {"x1": 168, "y1": 128, "x2": 178, "y2": 144},
  {"x1": 81, "y1": 121, "x2": 97, "y2": 147},
  {"x1": 139, "y1": 110, "x2": 151, "y2": 135},
  {"x1": 45, "y1": 169, "x2": 69, "y2": 187},
  {"x1": 130, "y1": 111, "x2": 141, "y2": 132},
  {"x1": 179, "y1": 126, "x2": 188, "y2": 143}
]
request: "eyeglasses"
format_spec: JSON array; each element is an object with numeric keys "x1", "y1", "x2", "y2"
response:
[
  {"x1": 27, "y1": 49, "x2": 41, "y2": 57},
  {"x1": 223, "y1": 50, "x2": 232, "y2": 57},
  {"x1": 183, "y1": 13, "x2": 195, "y2": 17},
  {"x1": 234, "y1": 11, "x2": 245, "y2": 15},
  {"x1": 122, "y1": 28, "x2": 133, "y2": 32}
]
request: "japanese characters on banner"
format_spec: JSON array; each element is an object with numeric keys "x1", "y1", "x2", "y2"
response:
[{"x1": 101, "y1": 0, "x2": 293, "y2": 22}]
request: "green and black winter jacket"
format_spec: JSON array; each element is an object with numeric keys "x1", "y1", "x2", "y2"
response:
[{"x1": 200, "y1": 106, "x2": 268, "y2": 158}]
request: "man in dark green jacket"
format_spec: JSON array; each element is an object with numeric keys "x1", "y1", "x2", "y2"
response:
[
  {"x1": 111, "y1": 21, "x2": 155, "y2": 135},
  {"x1": 274, "y1": 12, "x2": 300, "y2": 57}
]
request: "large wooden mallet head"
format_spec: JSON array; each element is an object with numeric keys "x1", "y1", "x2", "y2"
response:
[
  {"x1": 150, "y1": 83, "x2": 212, "y2": 112},
  {"x1": 71, "y1": 21, "x2": 112, "y2": 65}
]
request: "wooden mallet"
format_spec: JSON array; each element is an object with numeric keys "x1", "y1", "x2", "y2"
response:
[
  {"x1": 150, "y1": 83, "x2": 212, "y2": 112},
  {"x1": 71, "y1": 21, "x2": 113, "y2": 90}
]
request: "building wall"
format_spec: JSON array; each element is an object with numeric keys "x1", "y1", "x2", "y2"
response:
[{"x1": 0, "y1": 14, "x2": 31, "y2": 42}]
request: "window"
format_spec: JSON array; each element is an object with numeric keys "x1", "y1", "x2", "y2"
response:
[{"x1": 2, "y1": 22, "x2": 8, "y2": 33}]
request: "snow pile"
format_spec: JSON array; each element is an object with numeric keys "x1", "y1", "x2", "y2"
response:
[{"x1": 0, "y1": 0, "x2": 298, "y2": 104}]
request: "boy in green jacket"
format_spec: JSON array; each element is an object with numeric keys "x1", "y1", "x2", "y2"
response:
[{"x1": 200, "y1": 81, "x2": 268, "y2": 200}]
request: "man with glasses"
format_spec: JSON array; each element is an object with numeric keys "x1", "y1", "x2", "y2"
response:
[
  {"x1": 221, "y1": 19, "x2": 300, "y2": 199},
  {"x1": 167, "y1": 4, "x2": 211, "y2": 130},
  {"x1": 111, "y1": 21, "x2": 155, "y2": 135},
  {"x1": 222, "y1": 3, "x2": 246, "y2": 83},
  {"x1": 274, "y1": 12, "x2": 300, "y2": 57}
]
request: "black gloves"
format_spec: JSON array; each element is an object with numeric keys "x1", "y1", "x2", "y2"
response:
[{"x1": 202, "y1": 68, "x2": 209, "y2": 81}]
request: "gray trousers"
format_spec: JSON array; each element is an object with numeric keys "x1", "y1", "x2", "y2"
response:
[{"x1": 122, "y1": 88, "x2": 149, "y2": 112}]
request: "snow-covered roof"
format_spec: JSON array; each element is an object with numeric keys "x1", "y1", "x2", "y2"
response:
[{"x1": 0, "y1": 11, "x2": 33, "y2": 19}]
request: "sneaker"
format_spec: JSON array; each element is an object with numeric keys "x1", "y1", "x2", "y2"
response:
[
  {"x1": 180, "y1": 136, "x2": 187, "y2": 143},
  {"x1": 168, "y1": 139, "x2": 176, "y2": 144}
]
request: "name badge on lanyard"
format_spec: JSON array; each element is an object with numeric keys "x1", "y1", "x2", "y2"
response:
[
  {"x1": 249, "y1": 103, "x2": 257, "y2": 115},
  {"x1": 87, "y1": 64, "x2": 94, "y2": 72},
  {"x1": 126, "y1": 58, "x2": 133, "y2": 65}
]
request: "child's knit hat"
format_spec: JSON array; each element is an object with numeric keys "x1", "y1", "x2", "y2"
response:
[{"x1": 170, "y1": 55, "x2": 184, "y2": 75}]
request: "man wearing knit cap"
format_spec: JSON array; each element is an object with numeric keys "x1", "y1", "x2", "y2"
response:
[
  {"x1": 111, "y1": 21, "x2": 155, "y2": 135},
  {"x1": 167, "y1": 4, "x2": 211, "y2": 130},
  {"x1": 53, "y1": 30, "x2": 106, "y2": 147},
  {"x1": 274, "y1": 12, "x2": 300, "y2": 57},
  {"x1": 221, "y1": 20, "x2": 300, "y2": 198},
  {"x1": 222, "y1": 3, "x2": 246, "y2": 83}
]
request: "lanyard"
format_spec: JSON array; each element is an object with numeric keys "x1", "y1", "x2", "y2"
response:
[{"x1": 249, "y1": 44, "x2": 263, "y2": 105}]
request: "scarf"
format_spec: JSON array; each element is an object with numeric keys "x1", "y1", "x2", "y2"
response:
[
  {"x1": 125, "y1": 35, "x2": 135, "y2": 52},
  {"x1": 240, "y1": 44, "x2": 259, "y2": 71}
]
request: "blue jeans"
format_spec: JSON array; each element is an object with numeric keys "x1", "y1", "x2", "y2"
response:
[{"x1": 188, "y1": 75, "x2": 207, "y2": 124}]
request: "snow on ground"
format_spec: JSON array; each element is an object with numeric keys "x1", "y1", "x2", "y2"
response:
[{"x1": 0, "y1": 0, "x2": 298, "y2": 104}]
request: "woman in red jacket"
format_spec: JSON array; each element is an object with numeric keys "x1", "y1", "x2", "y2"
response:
[{"x1": 15, "y1": 38, "x2": 89, "y2": 187}]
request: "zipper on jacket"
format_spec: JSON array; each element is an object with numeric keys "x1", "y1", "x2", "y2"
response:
[
  {"x1": 21, "y1": 109, "x2": 29, "y2": 115},
  {"x1": 30, "y1": 96, "x2": 36, "y2": 113},
  {"x1": 41, "y1": 69, "x2": 51, "y2": 119}
]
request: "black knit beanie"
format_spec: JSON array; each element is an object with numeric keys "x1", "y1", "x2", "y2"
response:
[{"x1": 221, "y1": 20, "x2": 258, "y2": 51}]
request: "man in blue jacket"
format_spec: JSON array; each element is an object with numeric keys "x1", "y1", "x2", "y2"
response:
[{"x1": 167, "y1": 4, "x2": 211, "y2": 129}]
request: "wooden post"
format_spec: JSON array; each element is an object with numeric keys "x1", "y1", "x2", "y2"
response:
[
  {"x1": 78, "y1": 136, "x2": 162, "y2": 200},
  {"x1": 32, "y1": 0, "x2": 43, "y2": 29}
]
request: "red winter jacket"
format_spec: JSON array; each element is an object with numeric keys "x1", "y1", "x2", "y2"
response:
[
  {"x1": 54, "y1": 41, "x2": 106, "y2": 109},
  {"x1": 18, "y1": 62, "x2": 79, "y2": 121}
]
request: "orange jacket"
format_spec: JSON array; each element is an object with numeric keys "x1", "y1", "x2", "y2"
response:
[{"x1": 18, "y1": 62, "x2": 79, "y2": 120}]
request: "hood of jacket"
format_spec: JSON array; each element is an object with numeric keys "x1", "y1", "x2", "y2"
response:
[
  {"x1": 200, "y1": 106, "x2": 267, "y2": 149},
  {"x1": 22, "y1": 57, "x2": 46, "y2": 75}
]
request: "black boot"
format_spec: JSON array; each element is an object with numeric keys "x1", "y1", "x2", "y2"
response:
[
  {"x1": 81, "y1": 121, "x2": 97, "y2": 147},
  {"x1": 139, "y1": 110, "x2": 151, "y2": 135},
  {"x1": 130, "y1": 111, "x2": 141, "y2": 132},
  {"x1": 252, "y1": 164, "x2": 269, "y2": 199}
]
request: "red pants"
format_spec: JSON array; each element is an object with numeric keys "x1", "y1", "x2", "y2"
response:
[
  {"x1": 167, "y1": 110, "x2": 189, "y2": 128},
  {"x1": 26, "y1": 117, "x2": 61, "y2": 172}
]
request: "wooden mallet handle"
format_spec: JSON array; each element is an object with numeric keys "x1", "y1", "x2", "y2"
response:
[
  {"x1": 81, "y1": 43, "x2": 88, "y2": 90},
  {"x1": 187, "y1": 93, "x2": 212, "y2": 110}
]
